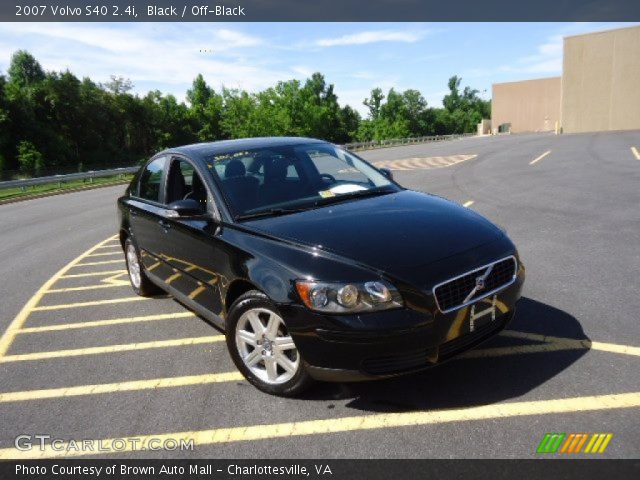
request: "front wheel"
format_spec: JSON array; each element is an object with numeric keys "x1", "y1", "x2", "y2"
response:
[{"x1": 226, "y1": 290, "x2": 313, "y2": 396}]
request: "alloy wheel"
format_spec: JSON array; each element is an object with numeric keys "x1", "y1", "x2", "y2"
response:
[{"x1": 235, "y1": 308, "x2": 299, "y2": 384}]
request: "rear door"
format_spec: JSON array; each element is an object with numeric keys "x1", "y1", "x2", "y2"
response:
[{"x1": 128, "y1": 155, "x2": 174, "y2": 281}]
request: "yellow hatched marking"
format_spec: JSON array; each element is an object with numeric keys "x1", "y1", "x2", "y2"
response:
[
  {"x1": 101, "y1": 272, "x2": 130, "y2": 286},
  {"x1": 73, "y1": 259, "x2": 124, "y2": 267},
  {"x1": 17, "y1": 312, "x2": 196, "y2": 334},
  {"x1": 0, "y1": 235, "x2": 119, "y2": 358},
  {"x1": 631, "y1": 147, "x2": 640, "y2": 160},
  {"x1": 0, "y1": 335, "x2": 224, "y2": 363},
  {"x1": 32, "y1": 296, "x2": 148, "y2": 311},
  {"x1": 166, "y1": 272, "x2": 182, "y2": 284},
  {"x1": 147, "y1": 261, "x2": 162, "y2": 271},
  {"x1": 86, "y1": 251, "x2": 122, "y2": 258},
  {"x1": 60, "y1": 269, "x2": 127, "y2": 279},
  {"x1": 463, "y1": 200, "x2": 474, "y2": 208},
  {"x1": 45, "y1": 283, "x2": 125, "y2": 293},
  {"x1": 0, "y1": 391, "x2": 637, "y2": 459},
  {"x1": 188, "y1": 285, "x2": 207, "y2": 300},
  {"x1": 501, "y1": 330, "x2": 640, "y2": 357},
  {"x1": 94, "y1": 243, "x2": 120, "y2": 249},
  {"x1": 0, "y1": 372, "x2": 243, "y2": 403}
]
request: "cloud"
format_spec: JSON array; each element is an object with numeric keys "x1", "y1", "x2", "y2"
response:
[
  {"x1": 315, "y1": 30, "x2": 426, "y2": 47},
  {"x1": 0, "y1": 23, "x2": 280, "y2": 96}
]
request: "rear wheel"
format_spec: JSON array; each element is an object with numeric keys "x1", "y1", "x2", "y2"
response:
[
  {"x1": 124, "y1": 237, "x2": 162, "y2": 297},
  {"x1": 226, "y1": 290, "x2": 313, "y2": 396}
]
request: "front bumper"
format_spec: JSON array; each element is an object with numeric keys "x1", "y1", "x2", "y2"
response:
[{"x1": 279, "y1": 266, "x2": 524, "y2": 382}]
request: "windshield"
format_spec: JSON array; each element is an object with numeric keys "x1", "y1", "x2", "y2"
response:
[{"x1": 204, "y1": 142, "x2": 400, "y2": 219}]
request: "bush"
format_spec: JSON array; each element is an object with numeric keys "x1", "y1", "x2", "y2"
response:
[{"x1": 17, "y1": 141, "x2": 45, "y2": 176}]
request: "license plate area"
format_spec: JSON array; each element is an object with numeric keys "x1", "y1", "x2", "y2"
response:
[{"x1": 468, "y1": 294, "x2": 498, "y2": 333}]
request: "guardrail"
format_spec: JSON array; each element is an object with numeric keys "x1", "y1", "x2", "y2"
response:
[
  {"x1": 0, "y1": 167, "x2": 138, "y2": 191},
  {"x1": 343, "y1": 133, "x2": 475, "y2": 151}
]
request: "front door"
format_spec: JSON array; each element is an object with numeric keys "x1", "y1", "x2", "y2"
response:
[{"x1": 159, "y1": 157, "x2": 224, "y2": 318}]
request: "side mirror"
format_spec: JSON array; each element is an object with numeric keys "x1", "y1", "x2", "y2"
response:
[
  {"x1": 167, "y1": 199, "x2": 204, "y2": 217},
  {"x1": 379, "y1": 168, "x2": 394, "y2": 181}
]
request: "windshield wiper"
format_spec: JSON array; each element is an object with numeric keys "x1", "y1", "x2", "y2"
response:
[
  {"x1": 236, "y1": 207, "x2": 310, "y2": 221},
  {"x1": 313, "y1": 188, "x2": 395, "y2": 206}
]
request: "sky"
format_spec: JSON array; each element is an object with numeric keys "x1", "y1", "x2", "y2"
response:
[{"x1": 0, "y1": 22, "x2": 638, "y2": 115}]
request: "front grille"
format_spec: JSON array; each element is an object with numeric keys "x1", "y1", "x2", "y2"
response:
[
  {"x1": 439, "y1": 318, "x2": 505, "y2": 360},
  {"x1": 433, "y1": 256, "x2": 517, "y2": 313},
  {"x1": 361, "y1": 348, "x2": 435, "y2": 375}
]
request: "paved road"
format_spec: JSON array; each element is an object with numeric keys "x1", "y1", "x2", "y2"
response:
[{"x1": 0, "y1": 131, "x2": 638, "y2": 459}]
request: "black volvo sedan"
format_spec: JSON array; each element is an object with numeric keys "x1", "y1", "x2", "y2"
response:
[{"x1": 117, "y1": 137, "x2": 524, "y2": 396}]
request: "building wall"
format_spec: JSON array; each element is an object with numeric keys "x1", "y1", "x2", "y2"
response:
[
  {"x1": 492, "y1": 77, "x2": 561, "y2": 133},
  {"x1": 562, "y1": 25, "x2": 640, "y2": 133}
]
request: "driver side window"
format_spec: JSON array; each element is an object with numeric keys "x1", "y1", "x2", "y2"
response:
[{"x1": 165, "y1": 158, "x2": 208, "y2": 213}]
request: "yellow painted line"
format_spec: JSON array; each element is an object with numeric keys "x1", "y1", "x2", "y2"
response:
[
  {"x1": 2, "y1": 391, "x2": 638, "y2": 459},
  {"x1": 45, "y1": 283, "x2": 125, "y2": 293},
  {"x1": 631, "y1": 147, "x2": 640, "y2": 160},
  {"x1": 501, "y1": 330, "x2": 640, "y2": 357},
  {"x1": 463, "y1": 200, "x2": 474, "y2": 208},
  {"x1": 147, "y1": 261, "x2": 161, "y2": 271},
  {"x1": 529, "y1": 150, "x2": 551, "y2": 165},
  {"x1": 0, "y1": 235, "x2": 118, "y2": 358},
  {"x1": 100, "y1": 272, "x2": 130, "y2": 286},
  {"x1": 17, "y1": 312, "x2": 196, "y2": 334},
  {"x1": 0, "y1": 371, "x2": 243, "y2": 403},
  {"x1": 0, "y1": 335, "x2": 224, "y2": 363},
  {"x1": 73, "y1": 259, "x2": 124, "y2": 267},
  {"x1": 166, "y1": 272, "x2": 182, "y2": 284},
  {"x1": 60, "y1": 269, "x2": 127, "y2": 279},
  {"x1": 86, "y1": 251, "x2": 122, "y2": 258},
  {"x1": 31, "y1": 296, "x2": 148, "y2": 311},
  {"x1": 188, "y1": 285, "x2": 207, "y2": 300}
]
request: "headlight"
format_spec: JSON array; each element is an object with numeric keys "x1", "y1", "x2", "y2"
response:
[{"x1": 295, "y1": 279, "x2": 403, "y2": 313}]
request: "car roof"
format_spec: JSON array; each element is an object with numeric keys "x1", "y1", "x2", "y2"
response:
[{"x1": 161, "y1": 137, "x2": 328, "y2": 160}]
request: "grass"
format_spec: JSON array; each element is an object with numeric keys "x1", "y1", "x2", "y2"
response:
[{"x1": 0, "y1": 174, "x2": 134, "y2": 202}]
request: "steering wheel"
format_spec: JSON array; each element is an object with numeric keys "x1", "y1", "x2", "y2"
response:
[{"x1": 320, "y1": 173, "x2": 336, "y2": 184}]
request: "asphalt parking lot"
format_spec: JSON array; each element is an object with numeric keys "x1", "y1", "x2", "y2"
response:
[{"x1": 0, "y1": 131, "x2": 638, "y2": 459}]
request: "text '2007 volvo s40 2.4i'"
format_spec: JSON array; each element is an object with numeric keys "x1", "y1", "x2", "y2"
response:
[{"x1": 118, "y1": 137, "x2": 525, "y2": 396}]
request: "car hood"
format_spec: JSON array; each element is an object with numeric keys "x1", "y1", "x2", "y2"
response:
[{"x1": 241, "y1": 190, "x2": 504, "y2": 277}]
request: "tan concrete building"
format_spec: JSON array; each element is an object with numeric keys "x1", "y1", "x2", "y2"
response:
[
  {"x1": 492, "y1": 77, "x2": 561, "y2": 133},
  {"x1": 561, "y1": 25, "x2": 640, "y2": 133},
  {"x1": 491, "y1": 25, "x2": 640, "y2": 134}
]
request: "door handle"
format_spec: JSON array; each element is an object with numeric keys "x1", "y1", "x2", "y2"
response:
[{"x1": 158, "y1": 219, "x2": 171, "y2": 230}]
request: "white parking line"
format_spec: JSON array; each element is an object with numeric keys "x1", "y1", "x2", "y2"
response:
[{"x1": 529, "y1": 150, "x2": 551, "y2": 165}]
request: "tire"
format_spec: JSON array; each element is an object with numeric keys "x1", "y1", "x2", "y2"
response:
[
  {"x1": 225, "y1": 290, "x2": 314, "y2": 396},
  {"x1": 124, "y1": 237, "x2": 163, "y2": 297}
]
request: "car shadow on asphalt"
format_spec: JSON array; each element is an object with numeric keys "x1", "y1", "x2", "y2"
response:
[{"x1": 301, "y1": 297, "x2": 591, "y2": 412}]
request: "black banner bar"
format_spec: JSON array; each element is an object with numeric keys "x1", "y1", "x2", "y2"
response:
[
  {"x1": 1, "y1": 460, "x2": 640, "y2": 480},
  {"x1": 3, "y1": 0, "x2": 640, "y2": 22}
]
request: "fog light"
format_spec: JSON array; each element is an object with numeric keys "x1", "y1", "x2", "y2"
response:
[{"x1": 337, "y1": 284, "x2": 359, "y2": 308}]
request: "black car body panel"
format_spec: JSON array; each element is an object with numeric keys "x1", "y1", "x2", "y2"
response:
[{"x1": 118, "y1": 137, "x2": 525, "y2": 381}]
